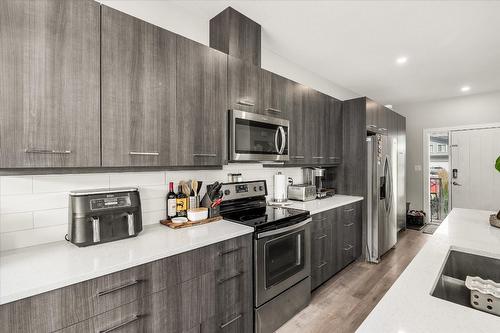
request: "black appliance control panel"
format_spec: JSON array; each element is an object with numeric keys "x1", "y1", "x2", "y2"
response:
[{"x1": 90, "y1": 195, "x2": 131, "y2": 210}]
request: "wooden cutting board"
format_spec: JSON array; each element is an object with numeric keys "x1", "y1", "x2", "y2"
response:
[{"x1": 160, "y1": 216, "x2": 222, "y2": 229}]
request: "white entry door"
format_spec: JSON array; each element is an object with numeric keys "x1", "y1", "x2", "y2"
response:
[{"x1": 450, "y1": 127, "x2": 500, "y2": 211}]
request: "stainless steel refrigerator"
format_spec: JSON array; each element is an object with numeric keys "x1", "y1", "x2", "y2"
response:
[{"x1": 366, "y1": 134, "x2": 397, "y2": 263}]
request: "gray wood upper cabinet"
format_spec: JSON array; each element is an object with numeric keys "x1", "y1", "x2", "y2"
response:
[
  {"x1": 303, "y1": 89, "x2": 327, "y2": 164},
  {"x1": 325, "y1": 97, "x2": 343, "y2": 164},
  {"x1": 287, "y1": 82, "x2": 306, "y2": 164},
  {"x1": 259, "y1": 70, "x2": 292, "y2": 118},
  {"x1": 228, "y1": 55, "x2": 261, "y2": 112},
  {"x1": 0, "y1": 0, "x2": 100, "y2": 168},
  {"x1": 101, "y1": 5, "x2": 176, "y2": 167},
  {"x1": 209, "y1": 7, "x2": 261, "y2": 67},
  {"x1": 174, "y1": 36, "x2": 227, "y2": 166}
]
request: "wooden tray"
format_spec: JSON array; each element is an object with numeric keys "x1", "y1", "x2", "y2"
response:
[{"x1": 160, "y1": 216, "x2": 222, "y2": 229}]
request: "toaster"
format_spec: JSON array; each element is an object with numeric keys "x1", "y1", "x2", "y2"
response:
[
  {"x1": 67, "y1": 187, "x2": 142, "y2": 247},
  {"x1": 287, "y1": 184, "x2": 316, "y2": 202}
]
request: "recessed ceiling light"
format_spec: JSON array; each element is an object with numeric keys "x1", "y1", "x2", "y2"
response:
[
  {"x1": 460, "y1": 85, "x2": 471, "y2": 92},
  {"x1": 396, "y1": 56, "x2": 408, "y2": 65},
  {"x1": 385, "y1": 104, "x2": 393, "y2": 109}
]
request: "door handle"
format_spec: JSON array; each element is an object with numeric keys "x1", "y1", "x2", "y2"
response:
[
  {"x1": 127, "y1": 213, "x2": 135, "y2": 236},
  {"x1": 274, "y1": 127, "x2": 280, "y2": 153},
  {"x1": 279, "y1": 126, "x2": 286, "y2": 154},
  {"x1": 91, "y1": 217, "x2": 100, "y2": 243},
  {"x1": 452, "y1": 181, "x2": 462, "y2": 186}
]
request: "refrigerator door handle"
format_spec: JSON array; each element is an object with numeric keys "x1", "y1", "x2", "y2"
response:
[{"x1": 384, "y1": 156, "x2": 392, "y2": 213}]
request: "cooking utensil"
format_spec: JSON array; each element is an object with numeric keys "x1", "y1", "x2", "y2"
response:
[
  {"x1": 191, "y1": 180, "x2": 198, "y2": 196},
  {"x1": 196, "y1": 181, "x2": 202, "y2": 195},
  {"x1": 182, "y1": 182, "x2": 191, "y2": 197}
]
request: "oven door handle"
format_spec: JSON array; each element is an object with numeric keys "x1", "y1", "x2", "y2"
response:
[{"x1": 257, "y1": 218, "x2": 311, "y2": 239}]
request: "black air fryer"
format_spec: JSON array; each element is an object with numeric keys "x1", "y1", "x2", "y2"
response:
[{"x1": 67, "y1": 188, "x2": 142, "y2": 247}]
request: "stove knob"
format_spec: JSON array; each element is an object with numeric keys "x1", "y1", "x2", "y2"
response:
[
  {"x1": 259, "y1": 186, "x2": 264, "y2": 191},
  {"x1": 253, "y1": 186, "x2": 257, "y2": 192},
  {"x1": 224, "y1": 189, "x2": 231, "y2": 196}
]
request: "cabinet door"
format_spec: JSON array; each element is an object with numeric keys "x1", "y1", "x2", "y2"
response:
[
  {"x1": 311, "y1": 226, "x2": 333, "y2": 290},
  {"x1": 260, "y1": 70, "x2": 291, "y2": 118},
  {"x1": 175, "y1": 36, "x2": 227, "y2": 166},
  {"x1": 228, "y1": 56, "x2": 260, "y2": 113},
  {"x1": 304, "y1": 90, "x2": 327, "y2": 165},
  {"x1": 287, "y1": 83, "x2": 306, "y2": 164},
  {"x1": 0, "y1": 0, "x2": 100, "y2": 168},
  {"x1": 376, "y1": 104, "x2": 389, "y2": 132},
  {"x1": 101, "y1": 6, "x2": 176, "y2": 167},
  {"x1": 366, "y1": 98, "x2": 378, "y2": 131},
  {"x1": 325, "y1": 97, "x2": 343, "y2": 165},
  {"x1": 397, "y1": 115, "x2": 407, "y2": 230}
]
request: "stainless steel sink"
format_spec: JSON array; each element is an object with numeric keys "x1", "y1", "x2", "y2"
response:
[{"x1": 431, "y1": 250, "x2": 500, "y2": 313}]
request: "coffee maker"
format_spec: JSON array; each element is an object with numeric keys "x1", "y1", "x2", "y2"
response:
[{"x1": 303, "y1": 167, "x2": 334, "y2": 199}]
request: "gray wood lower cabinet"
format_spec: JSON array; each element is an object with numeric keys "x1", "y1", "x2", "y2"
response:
[
  {"x1": 310, "y1": 202, "x2": 362, "y2": 290},
  {"x1": 0, "y1": 235, "x2": 253, "y2": 333},
  {"x1": 0, "y1": 0, "x2": 101, "y2": 168}
]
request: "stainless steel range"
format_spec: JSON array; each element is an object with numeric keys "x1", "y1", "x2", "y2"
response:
[{"x1": 219, "y1": 180, "x2": 311, "y2": 333}]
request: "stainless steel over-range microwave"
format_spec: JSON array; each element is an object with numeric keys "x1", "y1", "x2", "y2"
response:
[{"x1": 229, "y1": 110, "x2": 289, "y2": 161}]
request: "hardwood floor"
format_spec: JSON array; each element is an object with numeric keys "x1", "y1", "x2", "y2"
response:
[{"x1": 277, "y1": 229, "x2": 430, "y2": 333}]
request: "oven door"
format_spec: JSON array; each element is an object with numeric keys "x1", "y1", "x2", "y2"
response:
[
  {"x1": 230, "y1": 109, "x2": 289, "y2": 161},
  {"x1": 255, "y1": 218, "x2": 311, "y2": 306}
]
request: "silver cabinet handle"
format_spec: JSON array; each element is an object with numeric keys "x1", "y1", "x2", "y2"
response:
[
  {"x1": 129, "y1": 151, "x2": 159, "y2": 156},
  {"x1": 343, "y1": 244, "x2": 354, "y2": 251},
  {"x1": 344, "y1": 223, "x2": 354, "y2": 227},
  {"x1": 99, "y1": 314, "x2": 141, "y2": 333},
  {"x1": 127, "y1": 213, "x2": 135, "y2": 236},
  {"x1": 329, "y1": 156, "x2": 340, "y2": 160},
  {"x1": 237, "y1": 100, "x2": 255, "y2": 106},
  {"x1": 92, "y1": 217, "x2": 100, "y2": 243},
  {"x1": 218, "y1": 271, "x2": 243, "y2": 284},
  {"x1": 315, "y1": 234, "x2": 327, "y2": 240},
  {"x1": 266, "y1": 107, "x2": 282, "y2": 113},
  {"x1": 344, "y1": 208, "x2": 355, "y2": 212},
  {"x1": 317, "y1": 261, "x2": 327, "y2": 269},
  {"x1": 218, "y1": 247, "x2": 242, "y2": 256},
  {"x1": 312, "y1": 156, "x2": 324, "y2": 159},
  {"x1": 193, "y1": 153, "x2": 217, "y2": 157},
  {"x1": 292, "y1": 155, "x2": 304, "y2": 159},
  {"x1": 97, "y1": 280, "x2": 142, "y2": 297},
  {"x1": 379, "y1": 128, "x2": 387, "y2": 131},
  {"x1": 25, "y1": 148, "x2": 71, "y2": 154},
  {"x1": 220, "y1": 314, "x2": 242, "y2": 329}
]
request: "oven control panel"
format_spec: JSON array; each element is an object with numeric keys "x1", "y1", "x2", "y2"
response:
[{"x1": 220, "y1": 181, "x2": 267, "y2": 201}]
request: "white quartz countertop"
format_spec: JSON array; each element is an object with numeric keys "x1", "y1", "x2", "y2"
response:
[
  {"x1": 0, "y1": 220, "x2": 253, "y2": 305},
  {"x1": 285, "y1": 195, "x2": 364, "y2": 215},
  {"x1": 357, "y1": 208, "x2": 500, "y2": 333}
]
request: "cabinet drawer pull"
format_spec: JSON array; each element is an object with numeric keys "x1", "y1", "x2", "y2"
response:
[
  {"x1": 218, "y1": 247, "x2": 242, "y2": 256},
  {"x1": 315, "y1": 234, "x2": 327, "y2": 240},
  {"x1": 317, "y1": 261, "x2": 327, "y2": 269},
  {"x1": 193, "y1": 153, "x2": 217, "y2": 157},
  {"x1": 312, "y1": 156, "x2": 324, "y2": 159},
  {"x1": 344, "y1": 208, "x2": 355, "y2": 213},
  {"x1": 344, "y1": 223, "x2": 354, "y2": 227},
  {"x1": 218, "y1": 271, "x2": 243, "y2": 284},
  {"x1": 379, "y1": 128, "x2": 387, "y2": 131},
  {"x1": 129, "y1": 151, "x2": 159, "y2": 156},
  {"x1": 343, "y1": 244, "x2": 354, "y2": 251},
  {"x1": 220, "y1": 314, "x2": 243, "y2": 329},
  {"x1": 367, "y1": 124, "x2": 377, "y2": 128},
  {"x1": 97, "y1": 280, "x2": 142, "y2": 297},
  {"x1": 237, "y1": 100, "x2": 255, "y2": 107},
  {"x1": 329, "y1": 156, "x2": 340, "y2": 160},
  {"x1": 25, "y1": 148, "x2": 71, "y2": 154},
  {"x1": 99, "y1": 314, "x2": 141, "y2": 333},
  {"x1": 266, "y1": 107, "x2": 282, "y2": 113},
  {"x1": 291, "y1": 155, "x2": 305, "y2": 159}
]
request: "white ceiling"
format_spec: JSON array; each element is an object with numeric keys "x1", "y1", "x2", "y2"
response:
[{"x1": 172, "y1": 0, "x2": 500, "y2": 105}]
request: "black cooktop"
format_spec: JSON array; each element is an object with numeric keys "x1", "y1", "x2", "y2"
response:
[{"x1": 222, "y1": 206, "x2": 310, "y2": 231}]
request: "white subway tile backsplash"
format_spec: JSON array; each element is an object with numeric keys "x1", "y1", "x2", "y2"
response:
[
  {"x1": 0, "y1": 224, "x2": 67, "y2": 251},
  {"x1": 109, "y1": 172, "x2": 165, "y2": 187},
  {"x1": 0, "y1": 213, "x2": 33, "y2": 233},
  {"x1": 0, "y1": 164, "x2": 303, "y2": 250},
  {"x1": 142, "y1": 210, "x2": 166, "y2": 226},
  {"x1": 0, "y1": 176, "x2": 33, "y2": 195},
  {"x1": 0, "y1": 192, "x2": 68, "y2": 214},
  {"x1": 142, "y1": 198, "x2": 165, "y2": 213},
  {"x1": 33, "y1": 174, "x2": 109, "y2": 193},
  {"x1": 34, "y1": 208, "x2": 68, "y2": 228}
]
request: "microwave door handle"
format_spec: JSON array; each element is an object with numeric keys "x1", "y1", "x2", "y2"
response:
[
  {"x1": 274, "y1": 127, "x2": 280, "y2": 153},
  {"x1": 279, "y1": 126, "x2": 286, "y2": 154}
]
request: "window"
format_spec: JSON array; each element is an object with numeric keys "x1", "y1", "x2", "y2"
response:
[
  {"x1": 429, "y1": 144, "x2": 434, "y2": 153},
  {"x1": 437, "y1": 144, "x2": 447, "y2": 153}
]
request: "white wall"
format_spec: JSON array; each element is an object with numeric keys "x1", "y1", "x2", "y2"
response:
[
  {"x1": 0, "y1": 164, "x2": 302, "y2": 251},
  {"x1": 395, "y1": 90, "x2": 500, "y2": 211},
  {"x1": 98, "y1": 0, "x2": 360, "y2": 101}
]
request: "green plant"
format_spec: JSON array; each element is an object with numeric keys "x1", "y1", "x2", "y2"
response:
[{"x1": 496, "y1": 156, "x2": 500, "y2": 172}]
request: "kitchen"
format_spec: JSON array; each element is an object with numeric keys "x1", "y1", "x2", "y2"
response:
[{"x1": 1, "y1": 1, "x2": 500, "y2": 333}]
